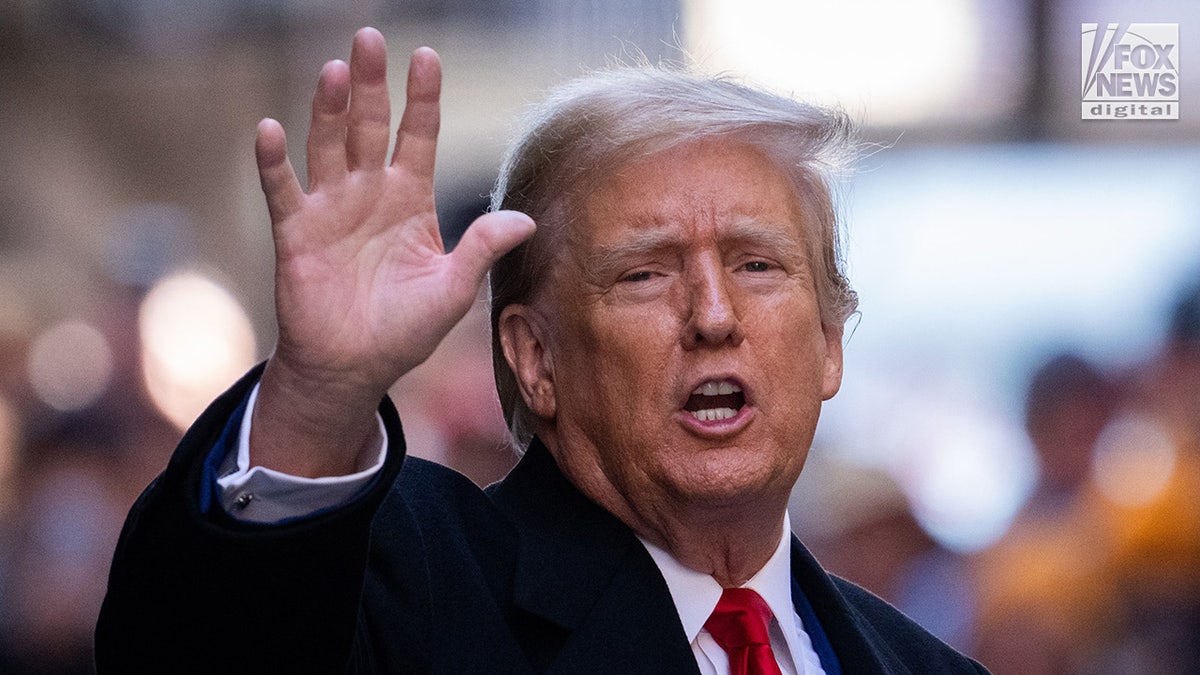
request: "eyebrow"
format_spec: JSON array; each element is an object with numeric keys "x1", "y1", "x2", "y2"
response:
[
  {"x1": 583, "y1": 217, "x2": 807, "y2": 278},
  {"x1": 584, "y1": 228, "x2": 681, "y2": 279}
]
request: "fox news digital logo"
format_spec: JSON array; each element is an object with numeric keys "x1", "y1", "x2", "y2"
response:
[{"x1": 1082, "y1": 23, "x2": 1179, "y2": 120}]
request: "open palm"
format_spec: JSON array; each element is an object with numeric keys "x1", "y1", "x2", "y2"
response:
[{"x1": 250, "y1": 29, "x2": 533, "y2": 475}]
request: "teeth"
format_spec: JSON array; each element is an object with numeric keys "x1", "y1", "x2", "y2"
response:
[
  {"x1": 689, "y1": 407, "x2": 737, "y2": 422},
  {"x1": 691, "y1": 381, "x2": 741, "y2": 396}
]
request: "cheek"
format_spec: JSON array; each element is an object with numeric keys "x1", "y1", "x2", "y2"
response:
[
  {"x1": 751, "y1": 303, "x2": 830, "y2": 396},
  {"x1": 551, "y1": 311, "x2": 652, "y2": 410},
  {"x1": 554, "y1": 313, "x2": 684, "y2": 448}
]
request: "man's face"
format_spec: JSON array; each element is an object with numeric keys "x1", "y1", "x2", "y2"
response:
[{"x1": 511, "y1": 138, "x2": 843, "y2": 530}]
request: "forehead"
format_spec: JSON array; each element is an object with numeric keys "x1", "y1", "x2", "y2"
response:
[{"x1": 574, "y1": 138, "x2": 806, "y2": 249}]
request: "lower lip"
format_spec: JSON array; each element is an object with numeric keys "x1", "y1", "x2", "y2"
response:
[{"x1": 675, "y1": 405, "x2": 755, "y2": 438}]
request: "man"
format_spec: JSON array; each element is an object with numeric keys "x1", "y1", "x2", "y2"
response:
[{"x1": 97, "y1": 28, "x2": 987, "y2": 673}]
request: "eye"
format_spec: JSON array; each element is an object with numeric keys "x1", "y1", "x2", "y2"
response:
[
  {"x1": 741, "y1": 260, "x2": 773, "y2": 273},
  {"x1": 620, "y1": 270, "x2": 656, "y2": 283}
]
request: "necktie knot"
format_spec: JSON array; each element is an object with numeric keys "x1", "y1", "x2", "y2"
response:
[{"x1": 704, "y1": 588, "x2": 782, "y2": 675}]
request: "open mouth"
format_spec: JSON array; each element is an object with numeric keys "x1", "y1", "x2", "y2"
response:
[{"x1": 683, "y1": 380, "x2": 745, "y2": 422}]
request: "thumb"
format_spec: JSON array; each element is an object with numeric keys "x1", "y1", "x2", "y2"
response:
[{"x1": 449, "y1": 210, "x2": 537, "y2": 288}]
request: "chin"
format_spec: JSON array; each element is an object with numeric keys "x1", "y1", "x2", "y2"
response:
[{"x1": 660, "y1": 452, "x2": 795, "y2": 508}]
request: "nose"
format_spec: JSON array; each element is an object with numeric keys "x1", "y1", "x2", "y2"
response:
[{"x1": 682, "y1": 258, "x2": 744, "y2": 350}]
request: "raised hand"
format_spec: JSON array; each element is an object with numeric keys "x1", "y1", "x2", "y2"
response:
[{"x1": 249, "y1": 28, "x2": 535, "y2": 476}]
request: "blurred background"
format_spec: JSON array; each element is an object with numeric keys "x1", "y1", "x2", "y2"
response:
[{"x1": 0, "y1": 0, "x2": 1197, "y2": 672}]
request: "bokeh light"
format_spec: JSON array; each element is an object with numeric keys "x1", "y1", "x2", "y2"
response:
[
  {"x1": 1092, "y1": 413, "x2": 1177, "y2": 507},
  {"x1": 26, "y1": 320, "x2": 114, "y2": 412},
  {"x1": 683, "y1": 0, "x2": 1008, "y2": 126},
  {"x1": 138, "y1": 271, "x2": 257, "y2": 430}
]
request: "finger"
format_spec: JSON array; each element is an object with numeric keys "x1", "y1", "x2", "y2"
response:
[
  {"x1": 448, "y1": 211, "x2": 536, "y2": 294},
  {"x1": 346, "y1": 27, "x2": 392, "y2": 171},
  {"x1": 256, "y1": 118, "x2": 305, "y2": 224},
  {"x1": 391, "y1": 46, "x2": 441, "y2": 179},
  {"x1": 306, "y1": 59, "x2": 351, "y2": 189}
]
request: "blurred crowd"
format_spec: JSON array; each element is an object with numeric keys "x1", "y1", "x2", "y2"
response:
[
  {"x1": 804, "y1": 280, "x2": 1200, "y2": 674},
  {"x1": 973, "y1": 280, "x2": 1200, "y2": 674},
  {"x1": 0, "y1": 266, "x2": 1198, "y2": 673},
  {"x1": 0, "y1": 268, "x2": 522, "y2": 673}
]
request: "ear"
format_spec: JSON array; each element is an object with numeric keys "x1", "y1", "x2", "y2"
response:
[
  {"x1": 498, "y1": 304, "x2": 557, "y2": 420},
  {"x1": 820, "y1": 322, "x2": 844, "y2": 401}
]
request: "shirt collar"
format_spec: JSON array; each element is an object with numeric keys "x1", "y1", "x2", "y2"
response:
[{"x1": 639, "y1": 513, "x2": 796, "y2": 643}]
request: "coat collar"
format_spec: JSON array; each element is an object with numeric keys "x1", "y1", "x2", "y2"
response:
[{"x1": 487, "y1": 439, "x2": 698, "y2": 673}]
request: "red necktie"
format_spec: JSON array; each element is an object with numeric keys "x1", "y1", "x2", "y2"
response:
[{"x1": 704, "y1": 588, "x2": 784, "y2": 675}]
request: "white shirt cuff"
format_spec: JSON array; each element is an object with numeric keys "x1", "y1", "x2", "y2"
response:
[{"x1": 215, "y1": 383, "x2": 388, "y2": 524}]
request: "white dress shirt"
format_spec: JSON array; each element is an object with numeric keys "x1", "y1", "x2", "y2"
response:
[
  {"x1": 217, "y1": 385, "x2": 825, "y2": 673},
  {"x1": 640, "y1": 515, "x2": 825, "y2": 675}
]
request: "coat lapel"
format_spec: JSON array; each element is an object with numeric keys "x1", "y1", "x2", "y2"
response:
[
  {"x1": 488, "y1": 441, "x2": 698, "y2": 673},
  {"x1": 790, "y1": 537, "x2": 912, "y2": 674}
]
